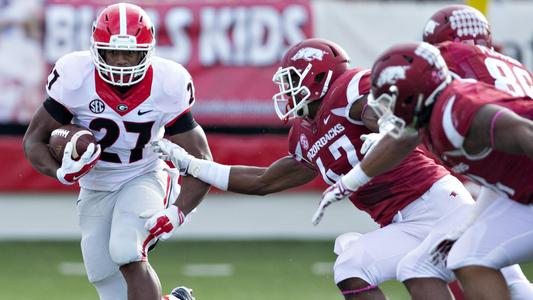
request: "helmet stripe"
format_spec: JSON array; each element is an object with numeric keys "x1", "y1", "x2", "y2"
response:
[{"x1": 119, "y1": 3, "x2": 127, "y2": 36}]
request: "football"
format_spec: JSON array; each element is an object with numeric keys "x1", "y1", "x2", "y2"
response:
[{"x1": 48, "y1": 124, "x2": 97, "y2": 162}]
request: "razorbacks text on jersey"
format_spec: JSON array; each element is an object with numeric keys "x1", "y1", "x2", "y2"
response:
[
  {"x1": 425, "y1": 80, "x2": 533, "y2": 204},
  {"x1": 439, "y1": 41, "x2": 533, "y2": 98},
  {"x1": 45, "y1": 51, "x2": 195, "y2": 191},
  {"x1": 288, "y1": 68, "x2": 449, "y2": 226}
]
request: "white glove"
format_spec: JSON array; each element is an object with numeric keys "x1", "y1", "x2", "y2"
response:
[
  {"x1": 56, "y1": 142, "x2": 101, "y2": 185},
  {"x1": 360, "y1": 133, "x2": 384, "y2": 156},
  {"x1": 140, "y1": 205, "x2": 185, "y2": 240},
  {"x1": 151, "y1": 139, "x2": 194, "y2": 174},
  {"x1": 312, "y1": 178, "x2": 355, "y2": 226}
]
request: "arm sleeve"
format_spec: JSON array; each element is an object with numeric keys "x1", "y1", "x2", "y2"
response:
[
  {"x1": 43, "y1": 97, "x2": 73, "y2": 125},
  {"x1": 165, "y1": 110, "x2": 199, "y2": 135}
]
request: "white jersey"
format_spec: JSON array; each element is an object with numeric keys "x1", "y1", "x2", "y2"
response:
[{"x1": 47, "y1": 51, "x2": 193, "y2": 191}]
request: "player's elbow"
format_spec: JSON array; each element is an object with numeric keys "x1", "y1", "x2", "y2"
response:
[
  {"x1": 22, "y1": 132, "x2": 35, "y2": 160},
  {"x1": 519, "y1": 122, "x2": 533, "y2": 160}
]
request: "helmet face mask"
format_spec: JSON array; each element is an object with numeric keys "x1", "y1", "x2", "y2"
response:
[
  {"x1": 272, "y1": 38, "x2": 350, "y2": 122},
  {"x1": 90, "y1": 3, "x2": 155, "y2": 86},
  {"x1": 273, "y1": 65, "x2": 313, "y2": 121},
  {"x1": 368, "y1": 87, "x2": 406, "y2": 138}
]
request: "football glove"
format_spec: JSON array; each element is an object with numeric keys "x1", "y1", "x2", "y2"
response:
[
  {"x1": 140, "y1": 205, "x2": 185, "y2": 241},
  {"x1": 152, "y1": 139, "x2": 194, "y2": 175},
  {"x1": 312, "y1": 178, "x2": 355, "y2": 226},
  {"x1": 360, "y1": 133, "x2": 384, "y2": 156},
  {"x1": 56, "y1": 142, "x2": 100, "y2": 185},
  {"x1": 312, "y1": 164, "x2": 371, "y2": 225}
]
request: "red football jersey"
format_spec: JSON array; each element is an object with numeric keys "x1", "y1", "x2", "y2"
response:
[
  {"x1": 288, "y1": 68, "x2": 449, "y2": 226},
  {"x1": 439, "y1": 42, "x2": 533, "y2": 98},
  {"x1": 425, "y1": 80, "x2": 533, "y2": 204}
]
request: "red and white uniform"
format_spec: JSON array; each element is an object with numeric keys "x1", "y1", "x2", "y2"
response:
[
  {"x1": 439, "y1": 42, "x2": 533, "y2": 99},
  {"x1": 46, "y1": 51, "x2": 190, "y2": 286},
  {"x1": 427, "y1": 81, "x2": 533, "y2": 204},
  {"x1": 424, "y1": 80, "x2": 533, "y2": 271},
  {"x1": 288, "y1": 68, "x2": 449, "y2": 226},
  {"x1": 288, "y1": 68, "x2": 472, "y2": 285},
  {"x1": 47, "y1": 51, "x2": 193, "y2": 191}
]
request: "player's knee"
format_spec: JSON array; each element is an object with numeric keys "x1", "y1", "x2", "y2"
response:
[
  {"x1": 109, "y1": 229, "x2": 142, "y2": 266},
  {"x1": 334, "y1": 254, "x2": 378, "y2": 286}
]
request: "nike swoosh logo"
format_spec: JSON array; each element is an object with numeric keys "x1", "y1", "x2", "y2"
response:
[
  {"x1": 138, "y1": 110, "x2": 153, "y2": 116},
  {"x1": 323, "y1": 114, "x2": 331, "y2": 125}
]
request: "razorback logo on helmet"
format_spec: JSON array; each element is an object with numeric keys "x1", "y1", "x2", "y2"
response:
[
  {"x1": 291, "y1": 47, "x2": 327, "y2": 62},
  {"x1": 449, "y1": 8, "x2": 489, "y2": 38},
  {"x1": 376, "y1": 66, "x2": 409, "y2": 88},
  {"x1": 300, "y1": 134, "x2": 309, "y2": 150},
  {"x1": 424, "y1": 20, "x2": 439, "y2": 36},
  {"x1": 415, "y1": 43, "x2": 446, "y2": 68}
]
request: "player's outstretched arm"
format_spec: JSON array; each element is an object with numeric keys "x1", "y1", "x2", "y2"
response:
[
  {"x1": 359, "y1": 131, "x2": 420, "y2": 178},
  {"x1": 468, "y1": 104, "x2": 533, "y2": 160},
  {"x1": 22, "y1": 105, "x2": 63, "y2": 178},
  {"x1": 227, "y1": 156, "x2": 318, "y2": 195},
  {"x1": 153, "y1": 139, "x2": 317, "y2": 195}
]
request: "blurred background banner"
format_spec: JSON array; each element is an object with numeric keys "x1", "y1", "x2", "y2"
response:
[
  {"x1": 44, "y1": 0, "x2": 314, "y2": 126},
  {"x1": 2, "y1": 0, "x2": 533, "y2": 193}
]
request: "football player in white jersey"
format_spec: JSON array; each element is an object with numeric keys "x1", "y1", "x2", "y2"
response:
[{"x1": 23, "y1": 3, "x2": 207, "y2": 300}]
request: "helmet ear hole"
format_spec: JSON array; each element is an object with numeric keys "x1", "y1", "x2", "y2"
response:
[
  {"x1": 402, "y1": 55, "x2": 413, "y2": 63},
  {"x1": 314, "y1": 72, "x2": 326, "y2": 83}
]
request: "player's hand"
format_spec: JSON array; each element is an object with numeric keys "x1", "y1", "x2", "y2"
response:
[
  {"x1": 140, "y1": 205, "x2": 185, "y2": 240},
  {"x1": 312, "y1": 178, "x2": 355, "y2": 226},
  {"x1": 360, "y1": 133, "x2": 384, "y2": 156},
  {"x1": 56, "y1": 142, "x2": 101, "y2": 185},
  {"x1": 151, "y1": 139, "x2": 194, "y2": 174}
]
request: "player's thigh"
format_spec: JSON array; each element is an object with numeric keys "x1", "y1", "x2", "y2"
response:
[
  {"x1": 109, "y1": 170, "x2": 172, "y2": 265},
  {"x1": 397, "y1": 202, "x2": 473, "y2": 283},
  {"x1": 77, "y1": 188, "x2": 118, "y2": 283},
  {"x1": 333, "y1": 224, "x2": 422, "y2": 286},
  {"x1": 448, "y1": 194, "x2": 533, "y2": 270}
]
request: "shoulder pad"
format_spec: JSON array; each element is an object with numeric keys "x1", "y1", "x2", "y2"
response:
[
  {"x1": 53, "y1": 51, "x2": 93, "y2": 90},
  {"x1": 152, "y1": 57, "x2": 193, "y2": 114}
]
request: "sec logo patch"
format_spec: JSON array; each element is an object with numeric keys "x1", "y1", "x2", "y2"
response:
[{"x1": 89, "y1": 99, "x2": 105, "y2": 114}]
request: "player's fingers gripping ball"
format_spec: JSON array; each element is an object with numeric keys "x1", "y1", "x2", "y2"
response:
[
  {"x1": 56, "y1": 142, "x2": 101, "y2": 185},
  {"x1": 140, "y1": 205, "x2": 185, "y2": 240}
]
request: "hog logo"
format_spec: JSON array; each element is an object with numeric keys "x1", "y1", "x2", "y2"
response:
[
  {"x1": 300, "y1": 134, "x2": 309, "y2": 150},
  {"x1": 291, "y1": 47, "x2": 327, "y2": 62},
  {"x1": 424, "y1": 20, "x2": 439, "y2": 37},
  {"x1": 376, "y1": 66, "x2": 409, "y2": 87}
]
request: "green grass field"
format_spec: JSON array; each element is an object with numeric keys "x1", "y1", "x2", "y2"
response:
[{"x1": 1, "y1": 241, "x2": 531, "y2": 300}]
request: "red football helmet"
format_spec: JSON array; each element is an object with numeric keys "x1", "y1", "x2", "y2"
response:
[
  {"x1": 368, "y1": 42, "x2": 451, "y2": 138},
  {"x1": 272, "y1": 38, "x2": 350, "y2": 121},
  {"x1": 90, "y1": 3, "x2": 155, "y2": 86},
  {"x1": 423, "y1": 5, "x2": 492, "y2": 48}
]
